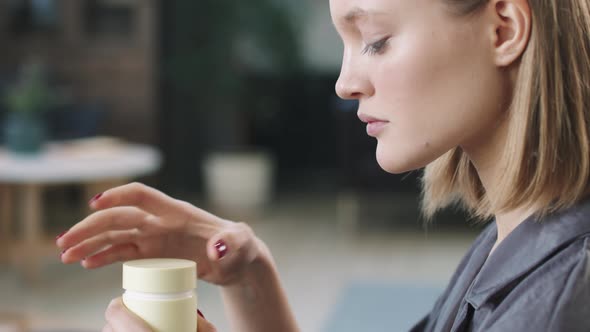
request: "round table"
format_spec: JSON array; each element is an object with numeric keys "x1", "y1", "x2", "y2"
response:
[{"x1": 0, "y1": 139, "x2": 162, "y2": 282}]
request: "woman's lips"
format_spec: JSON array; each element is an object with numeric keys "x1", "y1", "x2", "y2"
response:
[
  {"x1": 366, "y1": 121, "x2": 389, "y2": 137},
  {"x1": 358, "y1": 113, "x2": 389, "y2": 137}
]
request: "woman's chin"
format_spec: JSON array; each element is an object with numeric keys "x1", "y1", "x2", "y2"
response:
[
  {"x1": 375, "y1": 146, "x2": 430, "y2": 174},
  {"x1": 376, "y1": 158, "x2": 415, "y2": 174}
]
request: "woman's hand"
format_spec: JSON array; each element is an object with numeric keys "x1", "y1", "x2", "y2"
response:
[
  {"x1": 56, "y1": 182, "x2": 269, "y2": 285},
  {"x1": 57, "y1": 183, "x2": 298, "y2": 332},
  {"x1": 102, "y1": 298, "x2": 217, "y2": 332}
]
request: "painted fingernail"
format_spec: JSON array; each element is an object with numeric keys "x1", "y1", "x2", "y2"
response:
[
  {"x1": 55, "y1": 230, "x2": 67, "y2": 240},
  {"x1": 197, "y1": 309, "x2": 206, "y2": 319},
  {"x1": 214, "y1": 240, "x2": 228, "y2": 259},
  {"x1": 89, "y1": 193, "x2": 103, "y2": 205}
]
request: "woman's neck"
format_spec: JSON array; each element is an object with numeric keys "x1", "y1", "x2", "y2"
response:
[
  {"x1": 490, "y1": 206, "x2": 538, "y2": 253},
  {"x1": 463, "y1": 113, "x2": 538, "y2": 253}
]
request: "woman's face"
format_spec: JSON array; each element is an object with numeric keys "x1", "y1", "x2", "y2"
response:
[{"x1": 331, "y1": 0, "x2": 508, "y2": 173}]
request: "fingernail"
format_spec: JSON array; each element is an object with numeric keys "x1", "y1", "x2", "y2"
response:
[
  {"x1": 197, "y1": 309, "x2": 206, "y2": 319},
  {"x1": 89, "y1": 193, "x2": 103, "y2": 205},
  {"x1": 55, "y1": 230, "x2": 67, "y2": 240},
  {"x1": 214, "y1": 240, "x2": 228, "y2": 259},
  {"x1": 60, "y1": 250, "x2": 66, "y2": 258}
]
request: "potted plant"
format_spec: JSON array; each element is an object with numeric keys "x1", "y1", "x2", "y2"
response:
[
  {"x1": 166, "y1": 0, "x2": 303, "y2": 215},
  {"x1": 3, "y1": 60, "x2": 56, "y2": 155}
]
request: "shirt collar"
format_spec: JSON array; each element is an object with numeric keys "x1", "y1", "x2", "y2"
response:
[{"x1": 466, "y1": 199, "x2": 590, "y2": 309}]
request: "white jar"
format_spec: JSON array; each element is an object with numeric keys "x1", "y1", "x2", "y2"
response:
[{"x1": 122, "y1": 259, "x2": 197, "y2": 332}]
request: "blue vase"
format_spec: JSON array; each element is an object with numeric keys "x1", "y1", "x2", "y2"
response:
[{"x1": 3, "y1": 113, "x2": 46, "y2": 155}]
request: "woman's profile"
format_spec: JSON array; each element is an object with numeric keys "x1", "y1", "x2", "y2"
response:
[{"x1": 56, "y1": 0, "x2": 590, "y2": 331}]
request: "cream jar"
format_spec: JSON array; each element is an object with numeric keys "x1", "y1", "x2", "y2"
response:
[{"x1": 122, "y1": 259, "x2": 197, "y2": 332}]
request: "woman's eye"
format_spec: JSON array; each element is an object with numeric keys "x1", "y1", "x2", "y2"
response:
[{"x1": 362, "y1": 38, "x2": 389, "y2": 55}]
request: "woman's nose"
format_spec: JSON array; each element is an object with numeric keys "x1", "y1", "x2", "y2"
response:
[
  {"x1": 335, "y1": 57, "x2": 373, "y2": 100},
  {"x1": 335, "y1": 76, "x2": 357, "y2": 100}
]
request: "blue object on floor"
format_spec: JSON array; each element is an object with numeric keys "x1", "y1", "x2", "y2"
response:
[{"x1": 322, "y1": 282, "x2": 443, "y2": 332}]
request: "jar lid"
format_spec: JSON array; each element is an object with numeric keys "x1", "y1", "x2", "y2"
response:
[{"x1": 123, "y1": 259, "x2": 197, "y2": 294}]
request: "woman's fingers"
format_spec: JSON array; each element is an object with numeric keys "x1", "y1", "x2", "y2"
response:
[
  {"x1": 105, "y1": 298, "x2": 217, "y2": 332},
  {"x1": 57, "y1": 206, "x2": 149, "y2": 251},
  {"x1": 198, "y1": 314, "x2": 218, "y2": 332},
  {"x1": 90, "y1": 182, "x2": 180, "y2": 217},
  {"x1": 105, "y1": 298, "x2": 151, "y2": 332},
  {"x1": 61, "y1": 229, "x2": 141, "y2": 264},
  {"x1": 90, "y1": 182, "x2": 219, "y2": 226},
  {"x1": 82, "y1": 243, "x2": 141, "y2": 269}
]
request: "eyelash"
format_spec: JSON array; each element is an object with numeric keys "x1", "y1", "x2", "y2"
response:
[{"x1": 362, "y1": 38, "x2": 389, "y2": 55}]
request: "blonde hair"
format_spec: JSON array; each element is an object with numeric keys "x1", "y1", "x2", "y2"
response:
[{"x1": 422, "y1": 0, "x2": 590, "y2": 220}]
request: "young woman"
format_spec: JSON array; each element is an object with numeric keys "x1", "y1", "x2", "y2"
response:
[{"x1": 56, "y1": 0, "x2": 590, "y2": 331}]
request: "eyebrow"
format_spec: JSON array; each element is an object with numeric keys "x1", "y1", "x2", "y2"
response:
[{"x1": 343, "y1": 7, "x2": 384, "y2": 24}]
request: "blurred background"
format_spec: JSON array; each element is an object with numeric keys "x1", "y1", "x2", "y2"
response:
[{"x1": 0, "y1": 0, "x2": 482, "y2": 331}]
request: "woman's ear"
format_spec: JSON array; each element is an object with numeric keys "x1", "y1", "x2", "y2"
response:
[{"x1": 488, "y1": 0, "x2": 532, "y2": 67}]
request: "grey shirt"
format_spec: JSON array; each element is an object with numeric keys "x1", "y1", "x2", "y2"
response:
[{"x1": 411, "y1": 200, "x2": 590, "y2": 332}]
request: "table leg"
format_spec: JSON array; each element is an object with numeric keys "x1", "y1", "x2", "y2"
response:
[
  {"x1": 0, "y1": 184, "x2": 14, "y2": 262},
  {"x1": 21, "y1": 183, "x2": 42, "y2": 283},
  {"x1": 0, "y1": 184, "x2": 13, "y2": 240}
]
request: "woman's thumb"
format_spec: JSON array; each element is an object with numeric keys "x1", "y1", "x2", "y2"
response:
[
  {"x1": 197, "y1": 311, "x2": 217, "y2": 332},
  {"x1": 206, "y1": 223, "x2": 259, "y2": 276}
]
